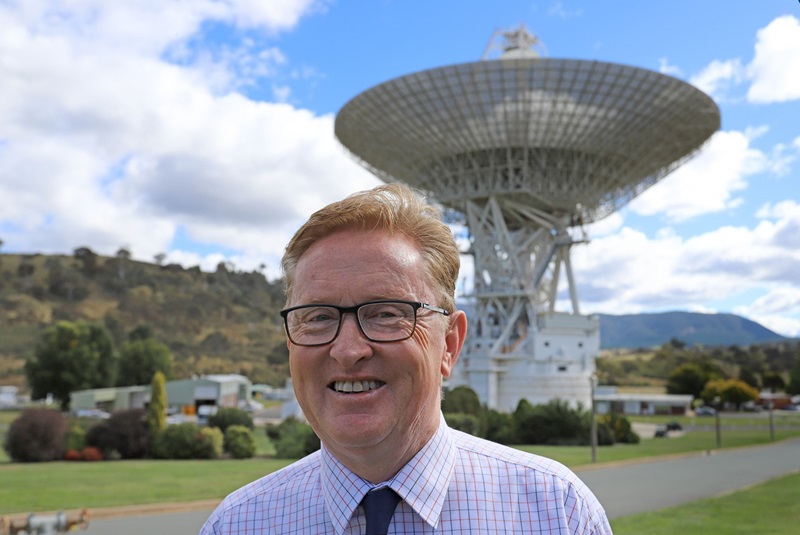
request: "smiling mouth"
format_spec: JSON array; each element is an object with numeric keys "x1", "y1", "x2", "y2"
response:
[{"x1": 329, "y1": 380, "x2": 385, "y2": 393}]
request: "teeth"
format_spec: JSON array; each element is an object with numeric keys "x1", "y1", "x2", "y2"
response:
[{"x1": 333, "y1": 380, "x2": 383, "y2": 393}]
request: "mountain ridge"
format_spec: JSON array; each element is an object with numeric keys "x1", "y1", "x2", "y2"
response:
[{"x1": 598, "y1": 310, "x2": 788, "y2": 349}]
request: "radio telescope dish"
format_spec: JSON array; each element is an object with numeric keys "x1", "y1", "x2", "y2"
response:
[{"x1": 335, "y1": 26, "x2": 720, "y2": 411}]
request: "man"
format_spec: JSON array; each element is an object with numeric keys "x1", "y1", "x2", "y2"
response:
[{"x1": 201, "y1": 183, "x2": 612, "y2": 534}]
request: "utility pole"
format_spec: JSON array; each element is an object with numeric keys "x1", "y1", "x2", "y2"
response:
[{"x1": 590, "y1": 374, "x2": 598, "y2": 463}]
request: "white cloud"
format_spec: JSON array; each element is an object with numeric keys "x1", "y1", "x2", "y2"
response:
[
  {"x1": 570, "y1": 198, "x2": 800, "y2": 337},
  {"x1": 628, "y1": 130, "x2": 766, "y2": 221},
  {"x1": 685, "y1": 15, "x2": 800, "y2": 104},
  {"x1": 547, "y1": 2, "x2": 583, "y2": 18},
  {"x1": 0, "y1": 0, "x2": 379, "y2": 270},
  {"x1": 690, "y1": 59, "x2": 745, "y2": 98},
  {"x1": 734, "y1": 287, "x2": 800, "y2": 338},
  {"x1": 747, "y1": 15, "x2": 800, "y2": 103},
  {"x1": 585, "y1": 212, "x2": 623, "y2": 238},
  {"x1": 658, "y1": 58, "x2": 683, "y2": 77}
]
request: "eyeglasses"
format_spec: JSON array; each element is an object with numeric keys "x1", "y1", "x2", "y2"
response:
[{"x1": 280, "y1": 299, "x2": 450, "y2": 347}]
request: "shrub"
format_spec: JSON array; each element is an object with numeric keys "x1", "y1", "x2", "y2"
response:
[
  {"x1": 85, "y1": 409, "x2": 149, "y2": 459},
  {"x1": 200, "y1": 427, "x2": 224, "y2": 459},
  {"x1": 513, "y1": 399, "x2": 590, "y2": 446},
  {"x1": 266, "y1": 417, "x2": 320, "y2": 459},
  {"x1": 3, "y1": 408, "x2": 68, "y2": 462},
  {"x1": 65, "y1": 449, "x2": 82, "y2": 461},
  {"x1": 596, "y1": 421, "x2": 615, "y2": 446},
  {"x1": 224, "y1": 425, "x2": 256, "y2": 459},
  {"x1": 208, "y1": 407, "x2": 254, "y2": 433},
  {"x1": 64, "y1": 421, "x2": 87, "y2": 452},
  {"x1": 444, "y1": 413, "x2": 480, "y2": 436},
  {"x1": 81, "y1": 446, "x2": 104, "y2": 461},
  {"x1": 600, "y1": 413, "x2": 640, "y2": 444},
  {"x1": 152, "y1": 422, "x2": 222, "y2": 459},
  {"x1": 479, "y1": 409, "x2": 516, "y2": 445},
  {"x1": 441, "y1": 386, "x2": 482, "y2": 415}
]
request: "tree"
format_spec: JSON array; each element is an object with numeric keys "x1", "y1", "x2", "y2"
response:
[
  {"x1": 786, "y1": 358, "x2": 800, "y2": 396},
  {"x1": 117, "y1": 338, "x2": 173, "y2": 386},
  {"x1": 667, "y1": 338, "x2": 687, "y2": 350},
  {"x1": 90, "y1": 323, "x2": 118, "y2": 387},
  {"x1": 762, "y1": 372, "x2": 786, "y2": 393},
  {"x1": 700, "y1": 378, "x2": 759, "y2": 409},
  {"x1": 666, "y1": 363, "x2": 711, "y2": 398},
  {"x1": 153, "y1": 253, "x2": 166, "y2": 266},
  {"x1": 25, "y1": 321, "x2": 117, "y2": 409},
  {"x1": 128, "y1": 323, "x2": 155, "y2": 342},
  {"x1": 16, "y1": 260, "x2": 35, "y2": 292},
  {"x1": 148, "y1": 371, "x2": 167, "y2": 435},
  {"x1": 74, "y1": 246, "x2": 98, "y2": 277},
  {"x1": 115, "y1": 247, "x2": 131, "y2": 285},
  {"x1": 738, "y1": 367, "x2": 760, "y2": 390}
]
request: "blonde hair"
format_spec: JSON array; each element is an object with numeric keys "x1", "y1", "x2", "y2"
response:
[{"x1": 281, "y1": 183, "x2": 460, "y2": 311}]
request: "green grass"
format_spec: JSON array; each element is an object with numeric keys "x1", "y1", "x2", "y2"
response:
[
  {"x1": 611, "y1": 471, "x2": 800, "y2": 534},
  {"x1": 2, "y1": 416, "x2": 799, "y2": 514},
  {"x1": 0, "y1": 458, "x2": 294, "y2": 514},
  {"x1": 517, "y1": 428, "x2": 800, "y2": 467}
]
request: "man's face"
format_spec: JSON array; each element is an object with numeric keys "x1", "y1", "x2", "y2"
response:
[{"x1": 287, "y1": 228, "x2": 462, "y2": 468}]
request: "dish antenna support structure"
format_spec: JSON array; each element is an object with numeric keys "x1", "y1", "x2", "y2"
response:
[{"x1": 335, "y1": 26, "x2": 720, "y2": 411}]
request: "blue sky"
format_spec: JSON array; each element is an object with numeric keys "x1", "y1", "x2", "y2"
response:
[{"x1": 1, "y1": 1, "x2": 799, "y2": 336}]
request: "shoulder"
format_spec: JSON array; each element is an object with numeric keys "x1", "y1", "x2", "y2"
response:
[
  {"x1": 451, "y1": 430, "x2": 611, "y2": 533},
  {"x1": 200, "y1": 451, "x2": 322, "y2": 533},
  {"x1": 450, "y1": 429, "x2": 607, "y2": 518},
  {"x1": 451, "y1": 428, "x2": 573, "y2": 477}
]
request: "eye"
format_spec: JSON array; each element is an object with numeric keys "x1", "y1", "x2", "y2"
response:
[
  {"x1": 362, "y1": 303, "x2": 412, "y2": 321},
  {"x1": 296, "y1": 307, "x2": 338, "y2": 323}
]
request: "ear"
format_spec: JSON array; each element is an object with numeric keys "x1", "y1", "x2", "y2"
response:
[{"x1": 440, "y1": 310, "x2": 467, "y2": 378}]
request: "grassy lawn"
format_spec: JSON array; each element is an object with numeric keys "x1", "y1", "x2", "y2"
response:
[
  {"x1": 2, "y1": 412, "x2": 799, "y2": 515},
  {"x1": 0, "y1": 458, "x2": 294, "y2": 514},
  {"x1": 518, "y1": 428, "x2": 800, "y2": 467},
  {"x1": 611, "y1": 471, "x2": 800, "y2": 535}
]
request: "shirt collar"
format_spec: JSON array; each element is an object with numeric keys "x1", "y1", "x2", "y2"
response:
[{"x1": 320, "y1": 414, "x2": 456, "y2": 534}]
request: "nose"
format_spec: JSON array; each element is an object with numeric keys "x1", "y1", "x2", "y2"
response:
[{"x1": 329, "y1": 313, "x2": 373, "y2": 367}]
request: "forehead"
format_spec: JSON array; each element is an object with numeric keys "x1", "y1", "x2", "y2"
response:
[{"x1": 292, "y1": 229, "x2": 431, "y2": 304}]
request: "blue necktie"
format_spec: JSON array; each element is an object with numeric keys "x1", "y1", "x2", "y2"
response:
[{"x1": 362, "y1": 487, "x2": 401, "y2": 535}]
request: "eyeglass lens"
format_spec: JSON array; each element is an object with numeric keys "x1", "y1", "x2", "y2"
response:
[{"x1": 285, "y1": 302, "x2": 417, "y2": 346}]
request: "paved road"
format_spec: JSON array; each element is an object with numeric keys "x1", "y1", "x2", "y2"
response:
[
  {"x1": 578, "y1": 438, "x2": 800, "y2": 518},
  {"x1": 81, "y1": 439, "x2": 800, "y2": 533}
]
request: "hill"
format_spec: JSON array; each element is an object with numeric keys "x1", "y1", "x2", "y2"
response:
[
  {"x1": 598, "y1": 311, "x2": 788, "y2": 349},
  {"x1": 0, "y1": 251, "x2": 290, "y2": 391},
  {"x1": 1, "y1": 252, "x2": 791, "y2": 393}
]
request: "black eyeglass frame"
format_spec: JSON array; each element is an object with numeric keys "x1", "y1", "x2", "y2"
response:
[{"x1": 280, "y1": 299, "x2": 451, "y2": 347}]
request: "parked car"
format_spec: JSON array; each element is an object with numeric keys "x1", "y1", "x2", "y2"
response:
[
  {"x1": 694, "y1": 406, "x2": 716, "y2": 416},
  {"x1": 779, "y1": 404, "x2": 800, "y2": 412},
  {"x1": 742, "y1": 401, "x2": 762, "y2": 412},
  {"x1": 166, "y1": 413, "x2": 188, "y2": 425},
  {"x1": 74, "y1": 408, "x2": 111, "y2": 419},
  {"x1": 654, "y1": 425, "x2": 668, "y2": 438},
  {"x1": 665, "y1": 420, "x2": 683, "y2": 431},
  {"x1": 196, "y1": 404, "x2": 218, "y2": 425}
]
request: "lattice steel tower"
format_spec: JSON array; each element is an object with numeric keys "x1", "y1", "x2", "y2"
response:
[{"x1": 334, "y1": 26, "x2": 720, "y2": 411}]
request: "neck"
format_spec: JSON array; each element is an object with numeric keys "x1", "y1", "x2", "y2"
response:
[{"x1": 327, "y1": 417, "x2": 440, "y2": 484}]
